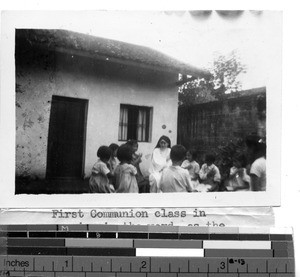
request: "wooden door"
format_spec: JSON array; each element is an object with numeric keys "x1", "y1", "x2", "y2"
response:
[{"x1": 46, "y1": 95, "x2": 88, "y2": 180}]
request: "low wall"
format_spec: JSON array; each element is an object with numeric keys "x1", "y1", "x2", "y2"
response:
[{"x1": 177, "y1": 88, "x2": 266, "y2": 159}]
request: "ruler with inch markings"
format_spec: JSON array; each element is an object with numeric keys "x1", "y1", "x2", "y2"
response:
[{"x1": 0, "y1": 224, "x2": 295, "y2": 277}]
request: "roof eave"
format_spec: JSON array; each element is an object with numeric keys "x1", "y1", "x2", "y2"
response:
[{"x1": 29, "y1": 42, "x2": 210, "y2": 79}]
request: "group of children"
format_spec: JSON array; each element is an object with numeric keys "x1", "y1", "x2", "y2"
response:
[
  {"x1": 89, "y1": 137, "x2": 221, "y2": 193},
  {"x1": 146, "y1": 135, "x2": 222, "y2": 193},
  {"x1": 89, "y1": 140, "x2": 149, "y2": 194},
  {"x1": 158, "y1": 146, "x2": 221, "y2": 193},
  {"x1": 89, "y1": 134, "x2": 266, "y2": 193}
]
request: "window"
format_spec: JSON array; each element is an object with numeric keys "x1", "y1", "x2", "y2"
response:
[{"x1": 118, "y1": 104, "x2": 152, "y2": 142}]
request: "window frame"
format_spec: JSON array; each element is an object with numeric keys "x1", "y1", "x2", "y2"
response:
[{"x1": 118, "y1": 104, "x2": 152, "y2": 143}]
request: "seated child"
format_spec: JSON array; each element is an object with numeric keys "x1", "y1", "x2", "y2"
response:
[
  {"x1": 108, "y1": 143, "x2": 119, "y2": 174},
  {"x1": 126, "y1": 140, "x2": 150, "y2": 193},
  {"x1": 199, "y1": 154, "x2": 221, "y2": 192},
  {"x1": 89, "y1": 146, "x2": 114, "y2": 193},
  {"x1": 227, "y1": 154, "x2": 250, "y2": 191},
  {"x1": 181, "y1": 149, "x2": 200, "y2": 191},
  {"x1": 114, "y1": 144, "x2": 139, "y2": 193},
  {"x1": 160, "y1": 145, "x2": 194, "y2": 193}
]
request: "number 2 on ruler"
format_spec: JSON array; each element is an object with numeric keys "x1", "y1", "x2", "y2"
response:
[{"x1": 140, "y1": 261, "x2": 147, "y2": 270}]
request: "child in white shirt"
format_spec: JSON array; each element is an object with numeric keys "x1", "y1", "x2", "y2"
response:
[
  {"x1": 160, "y1": 145, "x2": 193, "y2": 193},
  {"x1": 126, "y1": 139, "x2": 150, "y2": 193},
  {"x1": 227, "y1": 154, "x2": 250, "y2": 191},
  {"x1": 108, "y1": 143, "x2": 119, "y2": 174},
  {"x1": 114, "y1": 144, "x2": 139, "y2": 193},
  {"x1": 199, "y1": 154, "x2": 221, "y2": 192},
  {"x1": 181, "y1": 149, "x2": 200, "y2": 191},
  {"x1": 245, "y1": 135, "x2": 266, "y2": 191},
  {"x1": 89, "y1": 146, "x2": 114, "y2": 193}
]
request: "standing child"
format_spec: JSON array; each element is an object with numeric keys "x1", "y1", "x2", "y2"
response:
[
  {"x1": 181, "y1": 149, "x2": 200, "y2": 191},
  {"x1": 89, "y1": 146, "x2": 114, "y2": 193},
  {"x1": 108, "y1": 143, "x2": 119, "y2": 174},
  {"x1": 245, "y1": 135, "x2": 266, "y2": 191},
  {"x1": 114, "y1": 144, "x2": 139, "y2": 193},
  {"x1": 126, "y1": 140, "x2": 150, "y2": 193},
  {"x1": 199, "y1": 154, "x2": 221, "y2": 192},
  {"x1": 160, "y1": 145, "x2": 194, "y2": 193}
]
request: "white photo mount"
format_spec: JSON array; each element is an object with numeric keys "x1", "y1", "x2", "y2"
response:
[{"x1": 0, "y1": 10, "x2": 281, "y2": 208}]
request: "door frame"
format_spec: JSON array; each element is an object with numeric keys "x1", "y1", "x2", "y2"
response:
[{"x1": 46, "y1": 95, "x2": 89, "y2": 180}]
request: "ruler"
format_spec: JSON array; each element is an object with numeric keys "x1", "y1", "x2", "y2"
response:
[{"x1": 0, "y1": 225, "x2": 295, "y2": 276}]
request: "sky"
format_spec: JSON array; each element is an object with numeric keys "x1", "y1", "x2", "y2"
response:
[
  {"x1": 60, "y1": 10, "x2": 281, "y2": 90},
  {"x1": 2, "y1": 10, "x2": 282, "y2": 90}
]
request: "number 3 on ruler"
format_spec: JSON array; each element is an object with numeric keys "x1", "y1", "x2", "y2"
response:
[
  {"x1": 140, "y1": 261, "x2": 147, "y2": 270},
  {"x1": 220, "y1": 261, "x2": 226, "y2": 270}
]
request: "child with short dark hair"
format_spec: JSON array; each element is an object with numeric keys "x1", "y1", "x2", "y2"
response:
[
  {"x1": 89, "y1": 146, "x2": 114, "y2": 193},
  {"x1": 199, "y1": 153, "x2": 221, "y2": 192},
  {"x1": 160, "y1": 145, "x2": 193, "y2": 193},
  {"x1": 181, "y1": 149, "x2": 200, "y2": 191},
  {"x1": 126, "y1": 140, "x2": 142, "y2": 166},
  {"x1": 108, "y1": 143, "x2": 119, "y2": 174},
  {"x1": 226, "y1": 153, "x2": 250, "y2": 191},
  {"x1": 126, "y1": 140, "x2": 150, "y2": 193},
  {"x1": 114, "y1": 144, "x2": 139, "y2": 193}
]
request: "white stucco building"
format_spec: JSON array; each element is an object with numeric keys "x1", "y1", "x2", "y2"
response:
[{"x1": 15, "y1": 29, "x2": 209, "y2": 184}]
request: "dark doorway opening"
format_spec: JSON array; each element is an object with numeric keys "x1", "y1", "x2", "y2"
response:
[{"x1": 46, "y1": 95, "x2": 88, "y2": 180}]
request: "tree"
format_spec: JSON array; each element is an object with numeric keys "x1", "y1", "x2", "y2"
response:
[{"x1": 178, "y1": 50, "x2": 246, "y2": 106}]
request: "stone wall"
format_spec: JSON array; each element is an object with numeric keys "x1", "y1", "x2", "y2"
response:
[{"x1": 177, "y1": 88, "x2": 266, "y2": 158}]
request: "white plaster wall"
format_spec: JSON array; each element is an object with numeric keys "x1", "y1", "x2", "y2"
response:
[
  {"x1": 82, "y1": 76, "x2": 178, "y2": 177},
  {"x1": 16, "y1": 66, "x2": 53, "y2": 178},
  {"x1": 16, "y1": 51, "x2": 178, "y2": 178}
]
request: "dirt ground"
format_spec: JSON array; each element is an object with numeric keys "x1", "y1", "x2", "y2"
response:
[{"x1": 15, "y1": 177, "x2": 90, "y2": 194}]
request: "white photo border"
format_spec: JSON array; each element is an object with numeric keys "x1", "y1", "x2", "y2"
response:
[{"x1": 0, "y1": 10, "x2": 281, "y2": 208}]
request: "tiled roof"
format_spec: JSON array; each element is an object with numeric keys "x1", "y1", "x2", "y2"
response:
[{"x1": 16, "y1": 29, "x2": 210, "y2": 78}]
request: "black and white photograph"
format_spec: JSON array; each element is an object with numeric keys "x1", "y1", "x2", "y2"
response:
[{"x1": 0, "y1": 10, "x2": 281, "y2": 207}]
